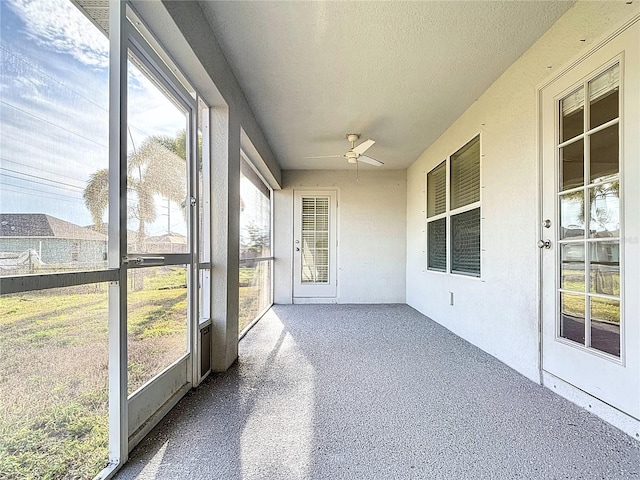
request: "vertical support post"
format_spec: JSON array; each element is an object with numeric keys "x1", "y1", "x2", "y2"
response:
[
  {"x1": 196, "y1": 103, "x2": 212, "y2": 382},
  {"x1": 211, "y1": 107, "x2": 240, "y2": 370},
  {"x1": 201, "y1": 105, "x2": 212, "y2": 266},
  {"x1": 108, "y1": 0, "x2": 128, "y2": 467}
]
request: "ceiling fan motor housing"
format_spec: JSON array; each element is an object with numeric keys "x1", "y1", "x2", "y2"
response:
[{"x1": 306, "y1": 133, "x2": 381, "y2": 166}]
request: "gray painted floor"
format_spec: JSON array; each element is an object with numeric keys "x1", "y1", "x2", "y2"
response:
[{"x1": 114, "y1": 304, "x2": 640, "y2": 479}]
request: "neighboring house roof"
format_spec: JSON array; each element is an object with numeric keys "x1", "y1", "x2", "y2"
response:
[
  {"x1": 86, "y1": 222, "x2": 139, "y2": 243},
  {"x1": 147, "y1": 233, "x2": 187, "y2": 244},
  {"x1": 0, "y1": 214, "x2": 106, "y2": 241}
]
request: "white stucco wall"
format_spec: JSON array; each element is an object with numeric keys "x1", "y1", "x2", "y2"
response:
[
  {"x1": 406, "y1": 2, "x2": 640, "y2": 382},
  {"x1": 275, "y1": 169, "x2": 406, "y2": 304}
]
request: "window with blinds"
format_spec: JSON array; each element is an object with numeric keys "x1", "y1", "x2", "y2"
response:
[
  {"x1": 301, "y1": 196, "x2": 330, "y2": 283},
  {"x1": 425, "y1": 135, "x2": 481, "y2": 277}
]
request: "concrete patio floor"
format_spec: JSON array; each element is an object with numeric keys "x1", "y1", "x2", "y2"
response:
[{"x1": 114, "y1": 304, "x2": 640, "y2": 479}]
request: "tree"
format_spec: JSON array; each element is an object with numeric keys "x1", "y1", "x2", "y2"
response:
[
  {"x1": 562, "y1": 181, "x2": 619, "y2": 236},
  {"x1": 84, "y1": 169, "x2": 109, "y2": 234},
  {"x1": 241, "y1": 221, "x2": 269, "y2": 258},
  {"x1": 83, "y1": 132, "x2": 187, "y2": 251}
]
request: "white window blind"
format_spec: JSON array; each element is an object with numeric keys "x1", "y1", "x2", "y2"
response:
[
  {"x1": 450, "y1": 136, "x2": 480, "y2": 210},
  {"x1": 427, "y1": 161, "x2": 446, "y2": 218},
  {"x1": 301, "y1": 197, "x2": 329, "y2": 283},
  {"x1": 427, "y1": 218, "x2": 446, "y2": 271},
  {"x1": 451, "y1": 208, "x2": 481, "y2": 277},
  {"x1": 562, "y1": 64, "x2": 619, "y2": 116}
]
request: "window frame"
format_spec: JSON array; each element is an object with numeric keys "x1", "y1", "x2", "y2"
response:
[{"x1": 425, "y1": 133, "x2": 482, "y2": 278}]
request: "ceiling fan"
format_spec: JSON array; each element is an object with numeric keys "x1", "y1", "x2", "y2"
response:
[{"x1": 307, "y1": 134, "x2": 384, "y2": 166}]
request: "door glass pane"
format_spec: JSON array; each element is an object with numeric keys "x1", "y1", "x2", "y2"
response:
[
  {"x1": 0, "y1": 285, "x2": 109, "y2": 478},
  {"x1": 590, "y1": 297, "x2": 620, "y2": 357},
  {"x1": 315, "y1": 266, "x2": 328, "y2": 283},
  {"x1": 589, "y1": 124, "x2": 618, "y2": 183},
  {"x1": 589, "y1": 182, "x2": 619, "y2": 238},
  {"x1": 127, "y1": 265, "x2": 188, "y2": 395},
  {"x1": 127, "y1": 55, "x2": 188, "y2": 254},
  {"x1": 0, "y1": 0, "x2": 109, "y2": 275},
  {"x1": 427, "y1": 218, "x2": 446, "y2": 272},
  {"x1": 559, "y1": 192, "x2": 584, "y2": 239},
  {"x1": 561, "y1": 87, "x2": 584, "y2": 142},
  {"x1": 301, "y1": 197, "x2": 330, "y2": 284},
  {"x1": 589, "y1": 241, "x2": 620, "y2": 296},
  {"x1": 560, "y1": 292, "x2": 585, "y2": 345},
  {"x1": 302, "y1": 215, "x2": 314, "y2": 231},
  {"x1": 560, "y1": 139, "x2": 584, "y2": 190},
  {"x1": 316, "y1": 231, "x2": 328, "y2": 249},
  {"x1": 450, "y1": 136, "x2": 480, "y2": 210},
  {"x1": 560, "y1": 243, "x2": 584, "y2": 292},
  {"x1": 427, "y1": 161, "x2": 446, "y2": 217},
  {"x1": 589, "y1": 64, "x2": 619, "y2": 130},
  {"x1": 316, "y1": 213, "x2": 329, "y2": 231}
]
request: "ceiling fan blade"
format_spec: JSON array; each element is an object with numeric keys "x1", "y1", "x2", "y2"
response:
[
  {"x1": 358, "y1": 155, "x2": 384, "y2": 166},
  {"x1": 352, "y1": 139, "x2": 375, "y2": 155},
  {"x1": 305, "y1": 155, "x2": 344, "y2": 159}
]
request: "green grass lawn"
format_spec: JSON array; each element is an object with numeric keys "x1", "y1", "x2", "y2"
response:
[
  {"x1": 0, "y1": 264, "x2": 269, "y2": 479},
  {"x1": 0, "y1": 267, "x2": 187, "y2": 479},
  {"x1": 0, "y1": 286, "x2": 110, "y2": 479},
  {"x1": 561, "y1": 267, "x2": 620, "y2": 324},
  {"x1": 238, "y1": 263, "x2": 271, "y2": 332}
]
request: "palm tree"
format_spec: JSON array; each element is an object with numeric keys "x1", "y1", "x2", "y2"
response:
[
  {"x1": 84, "y1": 169, "x2": 109, "y2": 235},
  {"x1": 83, "y1": 133, "x2": 187, "y2": 251}
]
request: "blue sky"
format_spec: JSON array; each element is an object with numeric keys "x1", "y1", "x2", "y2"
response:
[{"x1": 0, "y1": 0, "x2": 187, "y2": 236}]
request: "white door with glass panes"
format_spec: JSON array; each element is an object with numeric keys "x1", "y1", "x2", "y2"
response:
[
  {"x1": 540, "y1": 22, "x2": 640, "y2": 419},
  {"x1": 293, "y1": 191, "x2": 337, "y2": 298}
]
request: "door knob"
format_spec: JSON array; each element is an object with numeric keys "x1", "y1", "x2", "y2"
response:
[
  {"x1": 537, "y1": 239, "x2": 551, "y2": 249},
  {"x1": 295, "y1": 247, "x2": 300, "y2": 251}
]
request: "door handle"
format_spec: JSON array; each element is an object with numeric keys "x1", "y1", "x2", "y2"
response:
[
  {"x1": 295, "y1": 247, "x2": 300, "y2": 252},
  {"x1": 123, "y1": 255, "x2": 166, "y2": 266},
  {"x1": 537, "y1": 239, "x2": 551, "y2": 249}
]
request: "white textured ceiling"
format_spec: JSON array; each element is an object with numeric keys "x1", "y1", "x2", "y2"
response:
[{"x1": 199, "y1": 1, "x2": 573, "y2": 170}]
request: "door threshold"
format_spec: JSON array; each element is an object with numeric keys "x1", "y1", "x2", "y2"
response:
[
  {"x1": 293, "y1": 297, "x2": 338, "y2": 304},
  {"x1": 542, "y1": 371, "x2": 640, "y2": 440}
]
